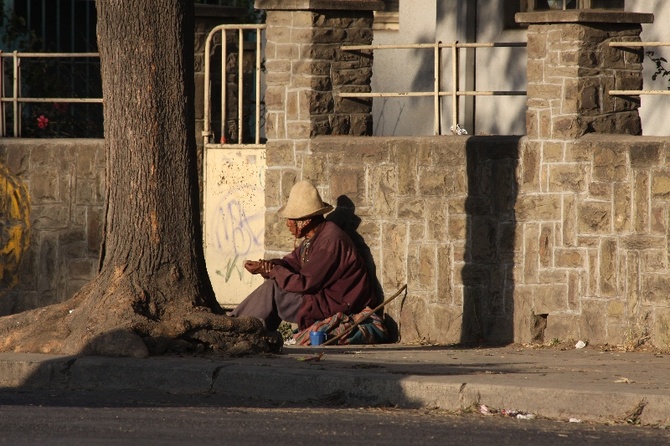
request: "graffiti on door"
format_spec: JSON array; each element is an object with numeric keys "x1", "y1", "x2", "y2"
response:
[{"x1": 204, "y1": 148, "x2": 265, "y2": 307}]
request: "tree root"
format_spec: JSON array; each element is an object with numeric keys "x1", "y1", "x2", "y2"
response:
[{"x1": 0, "y1": 275, "x2": 282, "y2": 358}]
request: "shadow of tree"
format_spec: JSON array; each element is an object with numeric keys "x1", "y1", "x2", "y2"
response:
[{"x1": 0, "y1": 342, "x2": 526, "y2": 410}]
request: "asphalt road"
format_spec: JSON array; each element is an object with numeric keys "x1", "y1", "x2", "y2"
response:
[{"x1": 0, "y1": 390, "x2": 668, "y2": 445}]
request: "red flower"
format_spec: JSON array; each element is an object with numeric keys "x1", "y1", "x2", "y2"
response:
[{"x1": 37, "y1": 115, "x2": 49, "y2": 129}]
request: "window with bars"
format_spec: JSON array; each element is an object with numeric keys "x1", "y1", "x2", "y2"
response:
[
  {"x1": 10, "y1": 0, "x2": 98, "y2": 52},
  {"x1": 1, "y1": 0, "x2": 101, "y2": 137}
]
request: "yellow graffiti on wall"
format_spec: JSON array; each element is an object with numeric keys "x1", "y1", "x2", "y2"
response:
[{"x1": 0, "y1": 164, "x2": 30, "y2": 292}]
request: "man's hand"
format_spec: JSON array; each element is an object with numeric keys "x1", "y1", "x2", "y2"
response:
[{"x1": 244, "y1": 259, "x2": 274, "y2": 275}]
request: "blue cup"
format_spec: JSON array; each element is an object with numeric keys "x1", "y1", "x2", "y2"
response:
[{"x1": 309, "y1": 331, "x2": 327, "y2": 346}]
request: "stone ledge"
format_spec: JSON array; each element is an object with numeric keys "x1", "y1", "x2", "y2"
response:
[
  {"x1": 255, "y1": 0, "x2": 384, "y2": 11},
  {"x1": 516, "y1": 10, "x2": 653, "y2": 25}
]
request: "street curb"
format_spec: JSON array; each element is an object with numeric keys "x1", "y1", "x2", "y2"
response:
[{"x1": 0, "y1": 353, "x2": 668, "y2": 426}]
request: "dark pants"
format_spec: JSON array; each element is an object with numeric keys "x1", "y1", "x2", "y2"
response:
[{"x1": 229, "y1": 279, "x2": 303, "y2": 331}]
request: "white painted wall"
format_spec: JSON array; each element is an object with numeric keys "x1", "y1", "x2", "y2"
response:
[
  {"x1": 627, "y1": 0, "x2": 670, "y2": 136},
  {"x1": 472, "y1": 1, "x2": 527, "y2": 136},
  {"x1": 371, "y1": 1, "x2": 442, "y2": 136}
]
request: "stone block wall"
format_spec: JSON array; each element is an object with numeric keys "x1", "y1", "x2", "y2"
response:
[
  {"x1": 265, "y1": 134, "x2": 670, "y2": 348},
  {"x1": 511, "y1": 11, "x2": 663, "y2": 347},
  {"x1": 259, "y1": 1, "x2": 381, "y2": 285},
  {"x1": 515, "y1": 134, "x2": 670, "y2": 348},
  {"x1": 258, "y1": 7, "x2": 670, "y2": 346},
  {"x1": 0, "y1": 139, "x2": 105, "y2": 316},
  {"x1": 0, "y1": 6, "x2": 246, "y2": 317},
  {"x1": 264, "y1": 135, "x2": 520, "y2": 345},
  {"x1": 5, "y1": 135, "x2": 670, "y2": 347}
]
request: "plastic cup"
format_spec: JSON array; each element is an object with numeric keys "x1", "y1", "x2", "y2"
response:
[{"x1": 309, "y1": 331, "x2": 326, "y2": 346}]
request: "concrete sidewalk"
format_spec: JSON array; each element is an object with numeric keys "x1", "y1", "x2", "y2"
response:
[{"x1": 0, "y1": 344, "x2": 668, "y2": 426}]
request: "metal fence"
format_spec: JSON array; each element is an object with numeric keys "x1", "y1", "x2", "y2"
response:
[
  {"x1": 340, "y1": 40, "x2": 670, "y2": 136},
  {"x1": 0, "y1": 0, "x2": 102, "y2": 137},
  {"x1": 202, "y1": 24, "x2": 266, "y2": 147},
  {"x1": 2, "y1": 36, "x2": 669, "y2": 140},
  {"x1": 340, "y1": 41, "x2": 527, "y2": 136}
]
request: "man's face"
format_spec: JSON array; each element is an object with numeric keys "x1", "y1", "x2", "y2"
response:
[{"x1": 286, "y1": 218, "x2": 308, "y2": 238}]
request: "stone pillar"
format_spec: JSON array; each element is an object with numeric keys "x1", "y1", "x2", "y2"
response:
[
  {"x1": 516, "y1": 10, "x2": 653, "y2": 139},
  {"x1": 257, "y1": 0, "x2": 382, "y2": 142},
  {"x1": 256, "y1": 0, "x2": 383, "y2": 254}
]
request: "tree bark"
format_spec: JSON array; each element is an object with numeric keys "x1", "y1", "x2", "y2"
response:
[{"x1": 0, "y1": 0, "x2": 280, "y2": 357}]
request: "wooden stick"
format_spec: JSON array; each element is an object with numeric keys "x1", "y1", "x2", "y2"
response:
[{"x1": 322, "y1": 284, "x2": 408, "y2": 346}]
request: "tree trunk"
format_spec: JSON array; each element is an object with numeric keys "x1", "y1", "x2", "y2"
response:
[{"x1": 0, "y1": 0, "x2": 280, "y2": 357}]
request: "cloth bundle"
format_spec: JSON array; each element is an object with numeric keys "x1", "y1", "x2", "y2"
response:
[{"x1": 293, "y1": 307, "x2": 389, "y2": 346}]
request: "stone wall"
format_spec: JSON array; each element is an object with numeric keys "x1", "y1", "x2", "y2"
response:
[
  {"x1": 0, "y1": 6, "x2": 246, "y2": 317},
  {"x1": 5, "y1": 135, "x2": 670, "y2": 347},
  {"x1": 0, "y1": 139, "x2": 105, "y2": 316},
  {"x1": 260, "y1": 1, "x2": 381, "y2": 263},
  {"x1": 258, "y1": 6, "x2": 670, "y2": 347},
  {"x1": 264, "y1": 134, "x2": 670, "y2": 348},
  {"x1": 265, "y1": 135, "x2": 520, "y2": 345},
  {"x1": 511, "y1": 11, "x2": 664, "y2": 347},
  {"x1": 515, "y1": 134, "x2": 670, "y2": 348}
]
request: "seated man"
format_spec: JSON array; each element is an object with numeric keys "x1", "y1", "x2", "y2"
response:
[{"x1": 230, "y1": 180, "x2": 377, "y2": 334}]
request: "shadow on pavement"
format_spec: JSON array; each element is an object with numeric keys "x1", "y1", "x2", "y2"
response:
[{"x1": 0, "y1": 342, "x2": 529, "y2": 410}]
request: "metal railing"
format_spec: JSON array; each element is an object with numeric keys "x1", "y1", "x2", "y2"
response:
[
  {"x1": 0, "y1": 51, "x2": 102, "y2": 137},
  {"x1": 609, "y1": 41, "x2": 670, "y2": 96},
  {"x1": 4, "y1": 37, "x2": 666, "y2": 140},
  {"x1": 340, "y1": 41, "x2": 527, "y2": 135},
  {"x1": 202, "y1": 24, "x2": 266, "y2": 147}
]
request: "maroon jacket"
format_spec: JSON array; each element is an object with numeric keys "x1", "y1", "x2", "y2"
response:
[{"x1": 268, "y1": 221, "x2": 376, "y2": 329}]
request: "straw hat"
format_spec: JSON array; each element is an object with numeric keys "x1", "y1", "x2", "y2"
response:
[{"x1": 278, "y1": 180, "x2": 333, "y2": 219}]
